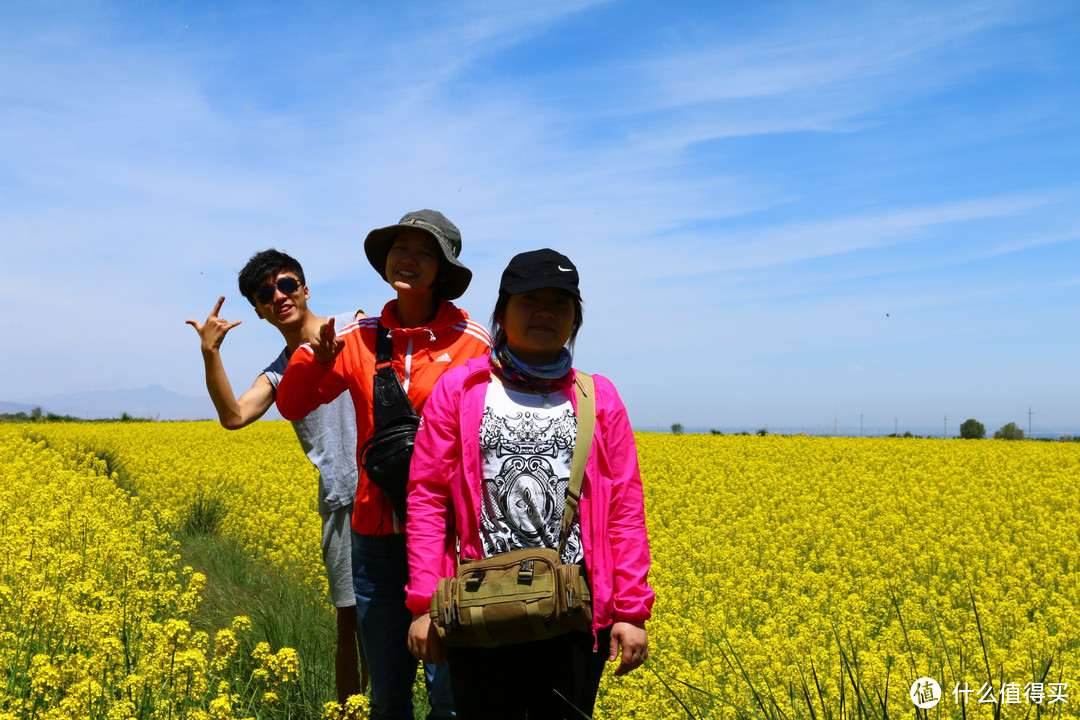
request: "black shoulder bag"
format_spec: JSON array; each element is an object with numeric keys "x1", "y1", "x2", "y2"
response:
[{"x1": 359, "y1": 322, "x2": 419, "y2": 525}]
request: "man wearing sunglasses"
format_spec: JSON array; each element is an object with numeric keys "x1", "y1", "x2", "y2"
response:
[{"x1": 186, "y1": 248, "x2": 368, "y2": 707}]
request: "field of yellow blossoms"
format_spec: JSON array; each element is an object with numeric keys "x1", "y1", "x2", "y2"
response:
[
  {"x1": 0, "y1": 423, "x2": 312, "y2": 720},
  {"x1": 2, "y1": 422, "x2": 1077, "y2": 719},
  {"x1": 602, "y1": 434, "x2": 1079, "y2": 719}
]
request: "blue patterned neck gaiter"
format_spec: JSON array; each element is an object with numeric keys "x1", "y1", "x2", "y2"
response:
[{"x1": 490, "y1": 343, "x2": 572, "y2": 393}]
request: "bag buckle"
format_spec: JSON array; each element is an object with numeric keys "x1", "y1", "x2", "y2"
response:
[
  {"x1": 465, "y1": 572, "x2": 483, "y2": 592},
  {"x1": 518, "y1": 559, "x2": 535, "y2": 584}
]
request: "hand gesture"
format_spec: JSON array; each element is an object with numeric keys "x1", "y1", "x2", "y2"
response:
[
  {"x1": 408, "y1": 614, "x2": 446, "y2": 666},
  {"x1": 186, "y1": 296, "x2": 242, "y2": 354},
  {"x1": 309, "y1": 315, "x2": 345, "y2": 364},
  {"x1": 610, "y1": 621, "x2": 648, "y2": 676}
]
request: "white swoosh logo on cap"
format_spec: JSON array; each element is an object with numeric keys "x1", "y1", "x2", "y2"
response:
[{"x1": 558, "y1": 265, "x2": 573, "y2": 272}]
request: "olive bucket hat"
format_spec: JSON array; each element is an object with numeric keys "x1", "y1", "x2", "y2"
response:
[{"x1": 364, "y1": 209, "x2": 473, "y2": 300}]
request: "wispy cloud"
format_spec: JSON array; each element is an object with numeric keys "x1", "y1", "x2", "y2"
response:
[
  {"x1": 2, "y1": 0, "x2": 1077, "y2": 431},
  {"x1": 642, "y1": 3, "x2": 1027, "y2": 104}
]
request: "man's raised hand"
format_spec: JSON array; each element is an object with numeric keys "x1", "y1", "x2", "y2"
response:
[
  {"x1": 186, "y1": 296, "x2": 242, "y2": 353},
  {"x1": 310, "y1": 316, "x2": 345, "y2": 364}
]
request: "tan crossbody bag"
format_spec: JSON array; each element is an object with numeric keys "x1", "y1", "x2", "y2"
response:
[{"x1": 429, "y1": 373, "x2": 596, "y2": 648}]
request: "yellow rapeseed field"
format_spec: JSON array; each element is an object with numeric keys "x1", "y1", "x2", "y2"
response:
[
  {"x1": 598, "y1": 433, "x2": 1079, "y2": 719},
  {"x1": 12, "y1": 421, "x2": 330, "y2": 598},
  {"x1": 2, "y1": 423, "x2": 1077, "y2": 719},
  {"x1": 0, "y1": 426, "x2": 303, "y2": 720}
]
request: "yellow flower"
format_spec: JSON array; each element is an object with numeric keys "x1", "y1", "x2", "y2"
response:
[
  {"x1": 6, "y1": 421, "x2": 1077, "y2": 719},
  {"x1": 344, "y1": 692, "x2": 371, "y2": 717},
  {"x1": 271, "y1": 647, "x2": 301, "y2": 684},
  {"x1": 212, "y1": 628, "x2": 239, "y2": 672}
]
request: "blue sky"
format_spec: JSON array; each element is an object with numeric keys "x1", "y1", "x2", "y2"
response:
[{"x1": 2, "y1": 0, "x2": 1078, "y2": 434}]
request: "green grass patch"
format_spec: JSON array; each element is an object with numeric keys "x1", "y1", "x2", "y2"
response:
[
  {"x1": 175, "y1": 528, "x2": 341, "y2": 718},
  {"x1": 179, "y1": 489, "x2": 229, "y2": 536}
]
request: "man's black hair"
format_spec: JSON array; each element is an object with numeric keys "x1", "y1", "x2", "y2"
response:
[{"x1": 238, "y1": 249, "x2": 306, "y2": 307}]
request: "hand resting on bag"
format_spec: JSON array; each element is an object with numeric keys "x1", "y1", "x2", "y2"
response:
[{"x1": 409, "y1": 614, "x2": 446, "y2": 666}]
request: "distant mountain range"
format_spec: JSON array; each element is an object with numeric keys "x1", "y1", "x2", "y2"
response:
[{"x1": 0, "y1": 385, "x2": 283, "y2": 422}]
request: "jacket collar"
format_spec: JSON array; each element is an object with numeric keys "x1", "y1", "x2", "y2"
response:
[{"x1": 379, "y1": 299, "x2": 467, "y2": 339}]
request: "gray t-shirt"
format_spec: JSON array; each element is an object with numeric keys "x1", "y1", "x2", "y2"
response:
[{"x1": 263, "y1": 311, "x2": 359, "y2": 516}]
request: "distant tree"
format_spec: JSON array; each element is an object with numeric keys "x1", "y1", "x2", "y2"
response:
[
  {"x1": 756, "y1": 428, "x2": 768, "y2": 436},
  {"x1": 31, "y1": 406, "x2": 42, "y2": 420},
  {"x1": 994, "y1": 422, "x2": 1024, "y2": 440},
  {"x1": 671, "y1": 423, "x2": 684, "y2": 435},
  {"x1": 959, "y1": 418, "x2": 986, "y2": 439},
  {"x1": 710, "y1": 429, "x2": 723, "y2": 435}
]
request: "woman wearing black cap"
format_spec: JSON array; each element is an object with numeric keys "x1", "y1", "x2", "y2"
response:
[
  {"x1": 278, "y1": 210, "x2": 491, "y2": 720},
  {"x1": 404, "y1": 249, "x2": 654, "y2": 719}
]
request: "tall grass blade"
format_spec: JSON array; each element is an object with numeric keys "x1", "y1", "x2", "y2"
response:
[{"x1": 645, "y1": 663, "x2": 701, "y2": 719}]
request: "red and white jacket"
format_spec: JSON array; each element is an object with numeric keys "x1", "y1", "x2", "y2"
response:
[
  {"x1": 404, "y1": 356, "x2": 654, "y2": 636},
  {"x1": 277, "y1": 300, "x2": 491, "y2": 535}
]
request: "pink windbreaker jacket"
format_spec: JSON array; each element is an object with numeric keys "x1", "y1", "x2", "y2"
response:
[{"x1": 404, "y1": 356, "x2": 654, "y2": 636}]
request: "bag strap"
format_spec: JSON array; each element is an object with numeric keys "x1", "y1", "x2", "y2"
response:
[
  {"x1": 372, "y1": 322, "x2": 418, "y2": 430},
  {"x1": 558, "y1": 372, "x2": 595, "y2": 555},
  {"x1": 374, "y1": 320, "x2": 393, "y2": 364}
]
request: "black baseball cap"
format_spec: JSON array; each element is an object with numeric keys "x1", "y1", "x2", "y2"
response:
[{"x1": 499, "y1": 248, "x2": 581, "y2": 300}]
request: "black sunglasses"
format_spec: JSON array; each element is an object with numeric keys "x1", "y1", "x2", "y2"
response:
[{"x1": 255, "y1": 276, "x2": 301, "y2": 304}]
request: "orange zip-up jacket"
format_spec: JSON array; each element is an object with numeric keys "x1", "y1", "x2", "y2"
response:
[{"x1": 277, "y1": 299, "x2": 491, "y2": 535}]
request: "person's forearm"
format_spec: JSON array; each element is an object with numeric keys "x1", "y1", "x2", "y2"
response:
[{"x1": 201, "y1": 348, "x2": 245, "y2": 428}]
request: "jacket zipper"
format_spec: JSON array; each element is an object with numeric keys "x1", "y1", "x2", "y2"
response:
[{"x1": 403, "y1": 335, "x2": 414, "y2": 393}]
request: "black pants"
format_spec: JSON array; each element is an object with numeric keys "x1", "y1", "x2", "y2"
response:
[{"x1": 446, "y1": 626, "x2": 612, "y2": 720}]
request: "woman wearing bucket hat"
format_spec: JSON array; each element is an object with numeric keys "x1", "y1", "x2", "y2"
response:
[
  {"x1": 278, "y1": 209, "x2": 491, "y2": 720},
  {"x1": 404, "y1": 249, "x2": 653, "y2": 719}
]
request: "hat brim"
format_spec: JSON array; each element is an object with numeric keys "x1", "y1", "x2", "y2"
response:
[{"x1": 364, "y1": 224, "x2": 472, "y2": 300}]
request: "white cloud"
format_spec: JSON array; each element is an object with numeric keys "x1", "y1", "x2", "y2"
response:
[{"x1": 1, "y1": 0, "x2": 1077, "y2": 430}]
